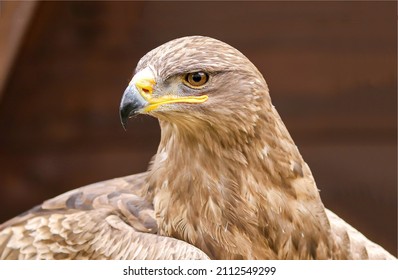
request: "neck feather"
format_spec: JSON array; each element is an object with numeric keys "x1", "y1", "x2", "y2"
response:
[{"x1": 146, "y1": 106, "x2": 335, "y2": 259}]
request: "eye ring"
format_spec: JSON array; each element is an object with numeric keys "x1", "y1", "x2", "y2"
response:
[{"x1": 183, "y1": 72, "x2": 209, "y2": 88}]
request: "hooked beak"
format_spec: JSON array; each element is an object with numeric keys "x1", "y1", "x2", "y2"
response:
[
  {"x1": 119, "y1": 67, "x2": 208, "y2": 130},
  {"x1": 119, "y1": 67, "x2": 154, "y2": 130}
]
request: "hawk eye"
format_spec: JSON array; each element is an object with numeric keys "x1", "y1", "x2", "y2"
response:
[{"x1": 184, "y1": 72, "x2": 209, "y2": 88}]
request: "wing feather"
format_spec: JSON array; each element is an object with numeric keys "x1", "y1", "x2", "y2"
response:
[
  {"x1": 0, "y1": 173, "x2": 209, "y2": 260},
  {"x1": 326, "y1": 209, "x2": 395, "y2": 259}
]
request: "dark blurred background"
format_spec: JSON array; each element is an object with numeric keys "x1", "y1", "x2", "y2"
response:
[{"x1": 0, "y1": 1, "x2": 396, "y2": 256}]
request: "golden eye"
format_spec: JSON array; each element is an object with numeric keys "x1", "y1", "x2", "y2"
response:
[{"x1": 184, "y1": 72, "x2": 209, "y2": 88}]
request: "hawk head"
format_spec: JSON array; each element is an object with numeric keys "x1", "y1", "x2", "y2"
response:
[{"x1": 120, "y1": 36, "x2": 270, "y2": 135}]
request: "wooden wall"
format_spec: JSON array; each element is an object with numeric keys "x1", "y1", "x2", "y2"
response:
[{"x1": 0, "y1": 1, "x2": 396, "y2": 255}]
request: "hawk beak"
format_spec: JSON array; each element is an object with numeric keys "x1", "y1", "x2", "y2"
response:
[
  {"x1": 119, "y1": 68, "x2": 154, "y2": 130},
  {"x1": 120, "y1": 67, "x2": 209, "y2": 129}
]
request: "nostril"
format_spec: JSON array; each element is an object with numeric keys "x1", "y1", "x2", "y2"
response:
[{"x1": 142, "y1": 88, "x2": 150, "y2": 94}]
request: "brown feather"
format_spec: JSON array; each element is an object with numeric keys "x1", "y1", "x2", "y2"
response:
[
  {"x1": 0, "y1": 36, "x2": 395, "y2": 259},
  {"x1": 0, "y1": 174, "x2": 209, "y2": 259}
]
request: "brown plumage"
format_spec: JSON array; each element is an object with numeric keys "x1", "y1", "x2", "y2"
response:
[{"x1": 0, "y1": 36, "x2": 395, "y2": 260}]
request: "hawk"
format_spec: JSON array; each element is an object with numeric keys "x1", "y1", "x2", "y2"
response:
[{"x1": 0, "y1": 36, "x2": 395, "y2": 259}]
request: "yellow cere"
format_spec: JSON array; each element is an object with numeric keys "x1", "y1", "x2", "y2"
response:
[{"x1": 132, "y1": 67, "x2": 209, "y2": 112}]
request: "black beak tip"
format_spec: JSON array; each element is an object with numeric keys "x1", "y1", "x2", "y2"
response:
[
  {"x1": 119, "y1": 105, "x2": 135, "y2": 131},
  {"x1": 119, "y1": 84, "x2": 148, "y2": 131},
  {"x1": 121, "y1": 117, "x2": 128, "y2": 131}
]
